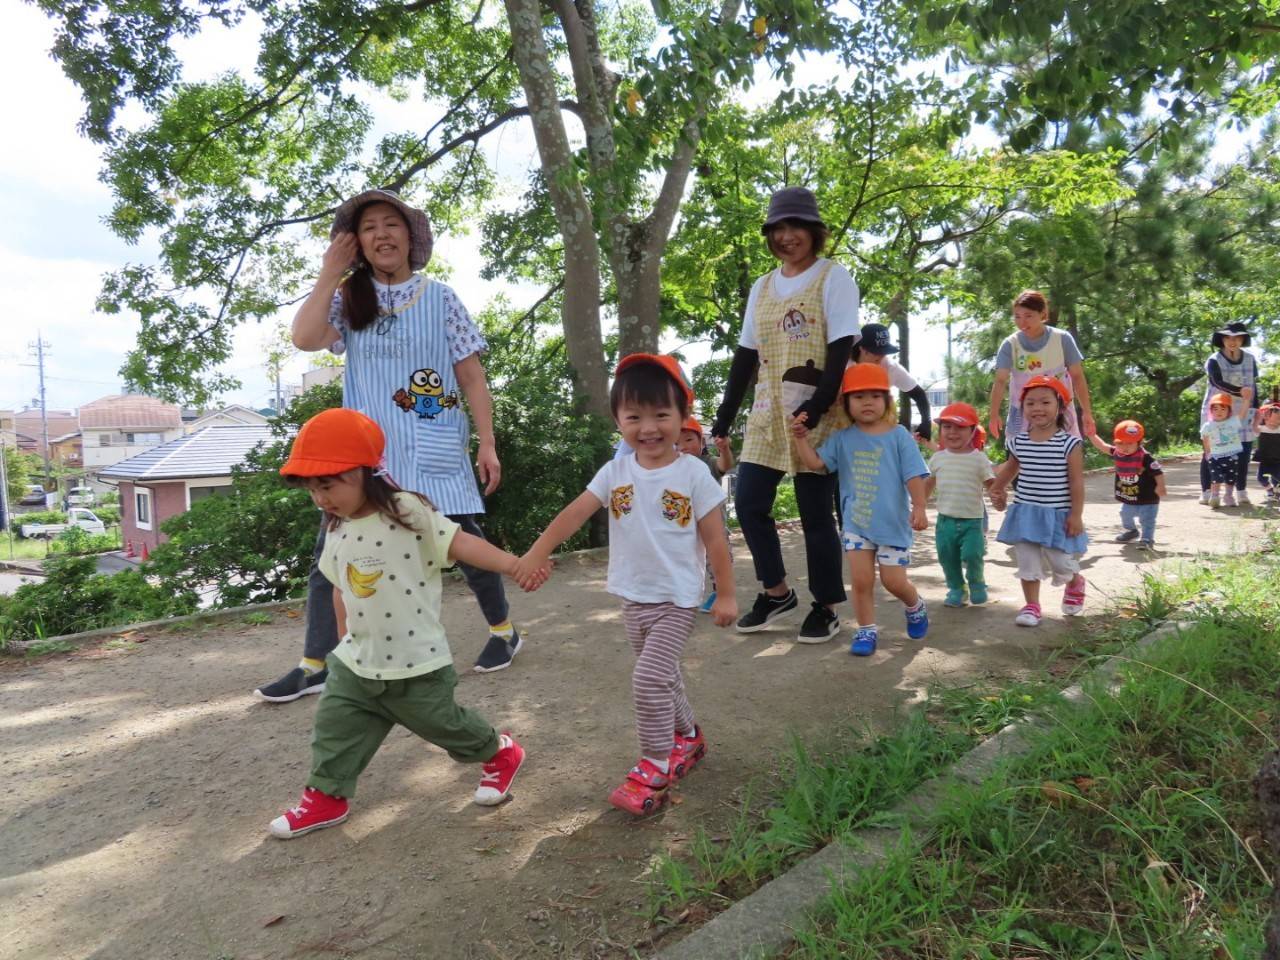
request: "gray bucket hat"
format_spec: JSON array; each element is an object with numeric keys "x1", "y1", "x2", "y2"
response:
[
  {"x1": 1212, "y1": 321, "x2": 1251, "y2": 349},
  {"x1": 331, "y1": 188, "x2": 433, "y2": 272},
  {"x1": 761, "y1": 186, "x2": 825, "y2": 233}
]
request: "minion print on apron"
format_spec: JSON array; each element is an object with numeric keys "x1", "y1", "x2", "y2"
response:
[{"x1": 741, "y1": 261, "x2": 852, "y2": 474}]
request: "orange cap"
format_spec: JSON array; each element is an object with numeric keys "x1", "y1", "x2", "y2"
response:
[
  {"x1": 972, "y1": 425, "x2": 987, "y2": 450},
  {"x1": 281, "y1": 408, "x2": 385, "y2": 477},
  {"x1": 682, "y1": 417, "x2": 703, "y2": 436},
  {"x1": 1208, "y1": 393, "x2": 1233, "y2": 409},
  {"x1": 840, "y1": 362, "x2": 891, "y2": 394},
  {"x1": 1112, "y1": 420, "x2": 1144, "y2": 443},
  {"x1": 615, "y1": 353, "x2": 694, "y2": 406},
  {"x1": 1019, "y1": 374, "x2": 1071, "y2": 406},
  {"x1": 935, "y1": 402, "x2": 979, "y2": 428}
]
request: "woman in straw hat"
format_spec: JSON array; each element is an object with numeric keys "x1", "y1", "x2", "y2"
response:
[{"x1": 254, "y1": 188, "x2": 524, "y2": 704}]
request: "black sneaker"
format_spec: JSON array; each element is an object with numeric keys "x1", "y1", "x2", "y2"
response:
[
  {"x1": 474, "y1": 629, "x2": 524, "y2": 673},
  {"x1": 1114, "y1": 528, "x2": 1140, "y2": 543},
  {"x1": 254, "y1": 667, "x2": 327, "y2": 703},
  {"x1": 796, "y1": 602, "x2": 839, "y2": 643},
  {"x1": 736, "y1": 590, "x2": 799, "y2": 633}
]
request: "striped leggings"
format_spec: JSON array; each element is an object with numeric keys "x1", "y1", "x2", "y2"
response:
[{"x1": 623, "y1": 602, "x2": 697, "y2": 759}]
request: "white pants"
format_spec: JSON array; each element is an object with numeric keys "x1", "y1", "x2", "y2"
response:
[{"x1": 1013, "y1": 542, "x2": 1080, "y2": 585}]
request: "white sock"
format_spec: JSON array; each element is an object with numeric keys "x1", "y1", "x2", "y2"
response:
[
  {"x1": 906, "y1": 599, "x2": 924, "y2": 613},
  {"x1": 644, "y1": 755, "x2": 670, "y2": 773},
  {"x1": 858, "y1": 623, "x2": 878, "y2": 633}
]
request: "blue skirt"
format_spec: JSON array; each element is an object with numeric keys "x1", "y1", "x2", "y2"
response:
[{"x1": 996, "y1": 502, "x2": 1088, "y2": 554}]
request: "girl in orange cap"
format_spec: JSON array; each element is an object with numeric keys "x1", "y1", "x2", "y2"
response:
[
  {"x1": 1201, "y1": 393, "x2": 1245, "y2": 508},
  {"x1": 792, "y1": 363, "x2": 931, "y2": 656},
  {"x1": 923, "y1": 402, "x2": 996, "y2": 606},
  {"x1": 989, "y1": 375, "x2": 1089, "y2": 627},
  {"x1": 266, "y1": 408, "x2": 537, "y2": 839}
]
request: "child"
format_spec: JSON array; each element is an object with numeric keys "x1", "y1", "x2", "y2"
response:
[
  {"x1": 268, "y1": 408, "x2": 533, "y2": 839},
  {"x1": 1086, "y1": 419, "x2": 1166, "y2": 549},
  {"x1": 1252, "y1": 398, "x2": 1280, "y2": 501},
  {"x1": 516, "y1": 354, "x2": 737, "y2": 815},
  {"x1": 677, "y1": 417, "x2": 735, "y2": 613},
  {"x1": 1201, "y1": 392, "x2": 1244, "y2": 508},
  {"x1": 923, "y1": 402, "x2": 995, "y2": 607},
  {"x1": 989, "y1": 375, "x2": 1088, "y2": 627},
  {"x1": 791, "y1": 363, "x2": 930, "y2": 657}
]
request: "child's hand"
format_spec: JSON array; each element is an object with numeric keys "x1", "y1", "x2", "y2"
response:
[
  {"x1": 989, "y1": 486, "x2": 1008, "y2": 511},
  {"x1": 790, "y1": 415, "x2": 810, "y2": 439},
  {"x1": 710, "y1": 593, "x2": 738, "y2": 628},
  {"x1": 910, "y1": 504, "x2": 928, "y2": 531},
  {"x1": 512, "y1": 552, "x2": 552, "y2": 591},
  {"x1": 1065, "y1": 513, "x2": 1084, "y2": 537}
]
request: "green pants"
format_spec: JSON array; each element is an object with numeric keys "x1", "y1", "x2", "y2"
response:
[
  {"x1": 309, "y1": 655, "x2": 499, "y2": 799},
  {"x1": 935, "y1": 515, "x2": 986, "y2": 593}
]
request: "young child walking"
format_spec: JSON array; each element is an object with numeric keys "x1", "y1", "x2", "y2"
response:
[
  {"x1": 791, "y1": 363, "x2": 930, "y2": 657},
  {"x1": 989, "y1": 375, "x2": 1088, "y2": 627},
  {"x1": 923, "y1": 402, "x2": 995, "y2": 607},
  {"x1": 1252, "y1": 395, "x2": 1280, "y2": 502},
  {"x1": 268, "y1": 408, "x2": 532, "y2": 839},
  {"x1": 677, "y1": 417, "x2": 735, "y2": 613},
  {"x1": 1201, "y1": 392, "x2": 1245, "y2": 508},
  {"x1": 516, "y1": 354, "x2": 736, "y2": 815},
  {"x1": 1086, "y1": 419, "x2": 1166, "y2": 548}
]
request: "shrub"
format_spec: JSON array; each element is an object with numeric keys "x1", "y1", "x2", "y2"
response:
[
  {"x1": 16, "y1": 510, "x2": 68, "y2": 532},
  {"x1": 95, "y1": 505, "x2": 121, "y2": 526},
  {"x1": 0, "y1": 555, "x2": 195, "y2": 645},
  {"x1": 48, "y1": 527, "x2": 119, "y2": 556}
]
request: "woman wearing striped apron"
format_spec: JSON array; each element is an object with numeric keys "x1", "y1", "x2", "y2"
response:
[
  {"x1": 1198, "y1": 321, "x2": 1259, "y2": 505},
  {"x1": 255, "y1": 189, "x2": 523, "y2": 704},
  {"x1": 711, "y1": 187, "x2": 858, "y2": 643}
]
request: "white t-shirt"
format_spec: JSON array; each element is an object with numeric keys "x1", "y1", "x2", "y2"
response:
[
  {"x1": 739, "y1": 259, "x2": 860, "y2": 350},
  {"x1": 879, "y1": 357, "x2": 918, "y2": 392},
  {"x1": 928, "y1": 448, "x2": 994, "y2": 519},
  {"x1": 586, "y1": 453, "x2": 726, "y2": 608}
]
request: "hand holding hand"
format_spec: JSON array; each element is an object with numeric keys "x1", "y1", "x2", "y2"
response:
[
  {"x1": 790, "y1": 415, "x2": 810, "y2": 439},
  {"x1": 512, "y1": 551, "x2": 552, "y2": 592},
  {"x1": 989, "y1": 486, "x2": 1008, "y2": 511},
  {"x1": 710, "y1": 593, "x2": 739, "y2": 628},
  {"x1": 910, "y1": 504, "x2": 929, "y2": 531},
  {"x1": 1081, "y1": 412, "x2": 1097, "y2": 439}
]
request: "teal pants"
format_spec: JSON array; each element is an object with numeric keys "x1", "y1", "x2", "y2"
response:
[
  {"x1": 935, "y1": 515, "x2": 986, "y2": 593},
  {"x1": 308, "y1": 655, "x2": 499, "y2": 799}
]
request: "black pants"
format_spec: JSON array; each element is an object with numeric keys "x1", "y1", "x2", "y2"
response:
[
  {"x1": 303, "y1": 513, "x2": 509, "y2": 661},
  {"x1": 1200, "y1": 441, "x2": 1253, "y2": 493},
  {"x1": 734, "y1": 461, "x2": 846, "y2": 606}
]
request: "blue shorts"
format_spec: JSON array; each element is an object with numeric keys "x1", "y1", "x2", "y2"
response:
[{"x1": 841, "y1": 533, "x2": 911, "y2": 566}]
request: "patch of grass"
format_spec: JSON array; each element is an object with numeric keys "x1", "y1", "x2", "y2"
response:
[
  {"x1": 791, "y1": 539, "x2": 1278, "y2": 959},
  {"x1": 24, "y1": 638, "x2": 76, "y2": 657},
  {"x1": 242, "y1": 611, "x2": 273, "y2": 625}
]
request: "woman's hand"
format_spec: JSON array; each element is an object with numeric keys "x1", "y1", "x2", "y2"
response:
[
  {"x1": 476, "y1": 441, "x2": 501, "y2": 496},
  {"x1": 987, "y1": 414, "x2": 1002, "y2": 441},
  {"x1": 320, "y1": 233, "x2": 359, "y2": 282},
  {"x1": 1080, "y1": 412, "x2": 1097, "y2": 439}
]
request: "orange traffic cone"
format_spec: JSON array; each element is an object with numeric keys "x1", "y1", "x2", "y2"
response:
[
  {"x1": 141, "y1": 543, "x2": 150, "y2": 562},
  {"x1": 125, "y1": 540, "x2": 134, "y2": 557}
]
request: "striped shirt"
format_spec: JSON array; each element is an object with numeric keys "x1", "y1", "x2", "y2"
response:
[
  {"x1": 928, "y1": 448, "x2": 994, "y2": 519},
  {"x1": 1009, "y1": 431, "x2": 1079, "y2": 508},
  {"x1": 327, "y1": 276, "x2": 488, "y2": 516}
]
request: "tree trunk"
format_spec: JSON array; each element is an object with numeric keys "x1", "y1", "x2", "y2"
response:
[
  {"x1": 614, "y1": 220, "x2": 664, "y2": 357},
  {"x1": 884, "y1": 288, "x2": 912, "y2": 429},
  {"x1": 504, "y1": 0, "x2": 610, "y2": 418}
]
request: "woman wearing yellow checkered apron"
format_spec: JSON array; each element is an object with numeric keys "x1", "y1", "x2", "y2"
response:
[{"x1": 710, "y1": 188, "x2": 859, "y2": 643}]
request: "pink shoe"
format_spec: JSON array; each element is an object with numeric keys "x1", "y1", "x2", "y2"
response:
[
  {"x1": 1014, "y1": 603, "x2": 1042, "y2": 627},
  {"x1": 474, "y1": 733, "x2": 525, "y2": 805},
  {"x1": 269, "y1": 786, "x2": 349, "y2": 839},
  {"x1": 1062, "y1": 576, "x2": 1086, "y2": 616},
  {"x1": 670, "y1": 726, "x2": 707, "y2": 780}
]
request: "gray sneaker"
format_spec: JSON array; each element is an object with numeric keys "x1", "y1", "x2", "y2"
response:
[
  {"x1": 475, "y1": 629, "x2": 523, "y2": 673},
  {"x1": 254, "y1": 667, "x2": 327, "y2": 703}
]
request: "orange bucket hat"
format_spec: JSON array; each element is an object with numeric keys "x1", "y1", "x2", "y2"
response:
[
  {"x1": 1019, "y1": 374, "x2": 1071, "y2": 406},
  {"x1": 1112, "y1": 420, "x2": 1144, "y2": 443},
  {"x1": 840, "y1": 362, "x2": 891, "y2": 394},
  {"x1": 615, "y1": 353, "x2": 695, "y2": 406},
  {"x1": 280, "y1": 408, "x2": 385, "y2": 477},
  {"x1": 935, "y1": 402, "x2": 979, "y2": 428}
]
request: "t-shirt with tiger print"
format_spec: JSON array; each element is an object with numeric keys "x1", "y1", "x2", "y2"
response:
[{"x1": 586, "y1": 452, "x2": 726, "y2": 608}]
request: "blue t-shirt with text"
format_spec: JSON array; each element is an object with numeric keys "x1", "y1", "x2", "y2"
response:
[{"x1": 818, "y1": 424, "x2": 930, "y2": 549}]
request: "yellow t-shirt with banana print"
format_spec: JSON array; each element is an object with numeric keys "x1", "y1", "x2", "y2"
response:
[{"x1": 318, "y1": 493, "x2": 458, "y2": 680}]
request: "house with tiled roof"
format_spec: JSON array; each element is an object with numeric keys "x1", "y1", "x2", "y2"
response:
[
  {"x1": 14, "y1": 407, "x2": 80, "y2": 458},
  {"x1": 185, "y1": 404, "x2": 271, "y2": 432},
  {"x1": 79, "y1": 395, "x2": 184, "y2": 474},
  {"x1": 97, "y1": 425, "x2": 272, "y2": 553}
]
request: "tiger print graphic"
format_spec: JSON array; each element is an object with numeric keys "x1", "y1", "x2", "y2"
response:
[
  {"x1": 660, "y1": 489, "x2": 693, "y2": 527},
  {"x1": 609, "y1": 484, "x2": 634, "y2": 519}
]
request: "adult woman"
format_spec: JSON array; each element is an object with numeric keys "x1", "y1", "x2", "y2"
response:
[
  {"x1": 987, "y1": 289, "x2": 1095, "y2": 443},
  {"x1": 1198, "y1": 321, "x2": 1259, "y2": 505},
  {"x1": 851, "y1": 322, "x2": 931, "y2": 440},
  {"x1": 710, "y1": 187, "x2": 858, "y2": 643},
  {"x1": 255, "y1": 189, "x2": 523, "y2": 703}
]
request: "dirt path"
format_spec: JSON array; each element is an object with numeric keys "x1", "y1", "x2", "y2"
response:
[{"x1": 2, "y1": 461, "x2": 1274, "y2": 960}]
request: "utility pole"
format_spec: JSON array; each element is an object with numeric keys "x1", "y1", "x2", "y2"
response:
[{"x1": 26, "y1": 334, "x2": 52, "y2": 495}]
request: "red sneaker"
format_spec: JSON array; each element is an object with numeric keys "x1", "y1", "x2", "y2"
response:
[
  {"x1": 608, "y1": 759, "x2": 671, "y2": 815},
  {"x1": 670, "y1": 726, "x2": 707, "y2": 780},
  {"x1": 269, "y1": 786, "x2": 349, "y2": 839},
  {"x1": 474, "y1": 733, "x2": 525, "y2": 806}
]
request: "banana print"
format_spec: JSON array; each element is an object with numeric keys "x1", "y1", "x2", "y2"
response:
[{"x1": 346, "y1": 562, "x2": 384, "y2": 599}]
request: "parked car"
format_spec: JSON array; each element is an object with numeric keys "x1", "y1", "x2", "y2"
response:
[
  {"x1": 20, "y1": 508, "x2": 107, "y2": 539},
  {"x1": 19, "y1": 484, "x2": 47, "y2": 506},
  {"x1": 65, "y1": 486, "x2": 96, "y2": 507}
]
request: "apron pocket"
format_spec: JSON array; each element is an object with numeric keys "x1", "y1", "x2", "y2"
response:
[{"x1": 416, "y1": 419, "x2": 467, "y2": 477}]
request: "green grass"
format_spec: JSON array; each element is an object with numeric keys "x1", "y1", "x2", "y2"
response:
[{"x1": 789, "y1": 537, "x2": 1278, "y2": 959}]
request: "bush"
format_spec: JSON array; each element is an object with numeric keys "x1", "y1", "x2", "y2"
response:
[
  {"x1": 94, "y1": 505, "x2": 121, "y2": 526},
  {"x1": 16, "y1": 510, "x2": 68, "y2": 532},
  {"x1": 48, "y1": 526, "x2": 119, "y2": 556},
  {"x1": 0, "y1": 555, "x2": 195, "y2": 645}
]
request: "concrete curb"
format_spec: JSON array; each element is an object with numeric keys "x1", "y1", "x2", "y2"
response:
[
  {"x1": 2, "y1": 598, "x2": 306, "y2": 656},
  {"x1": 654, "y1": 620, "x2": 1187, "y2": 959}
]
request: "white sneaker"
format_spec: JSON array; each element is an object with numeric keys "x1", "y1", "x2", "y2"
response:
[
  {"x1": 1223, "y1": 489, "x2": 1237, "y2": 507},
  {"x1": 1014, "y1": 604, "x2": 1042, "y2": 627},
  {"x1": 1236, "y1": 490, "x2": 1251, "y2": 505},
  {"x1": 1198, "y1": 491, "x2": 1211, "y2": 505},
  {"x1": 1209, "y1": 495, "x2": 1221, "y2": 509}
]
